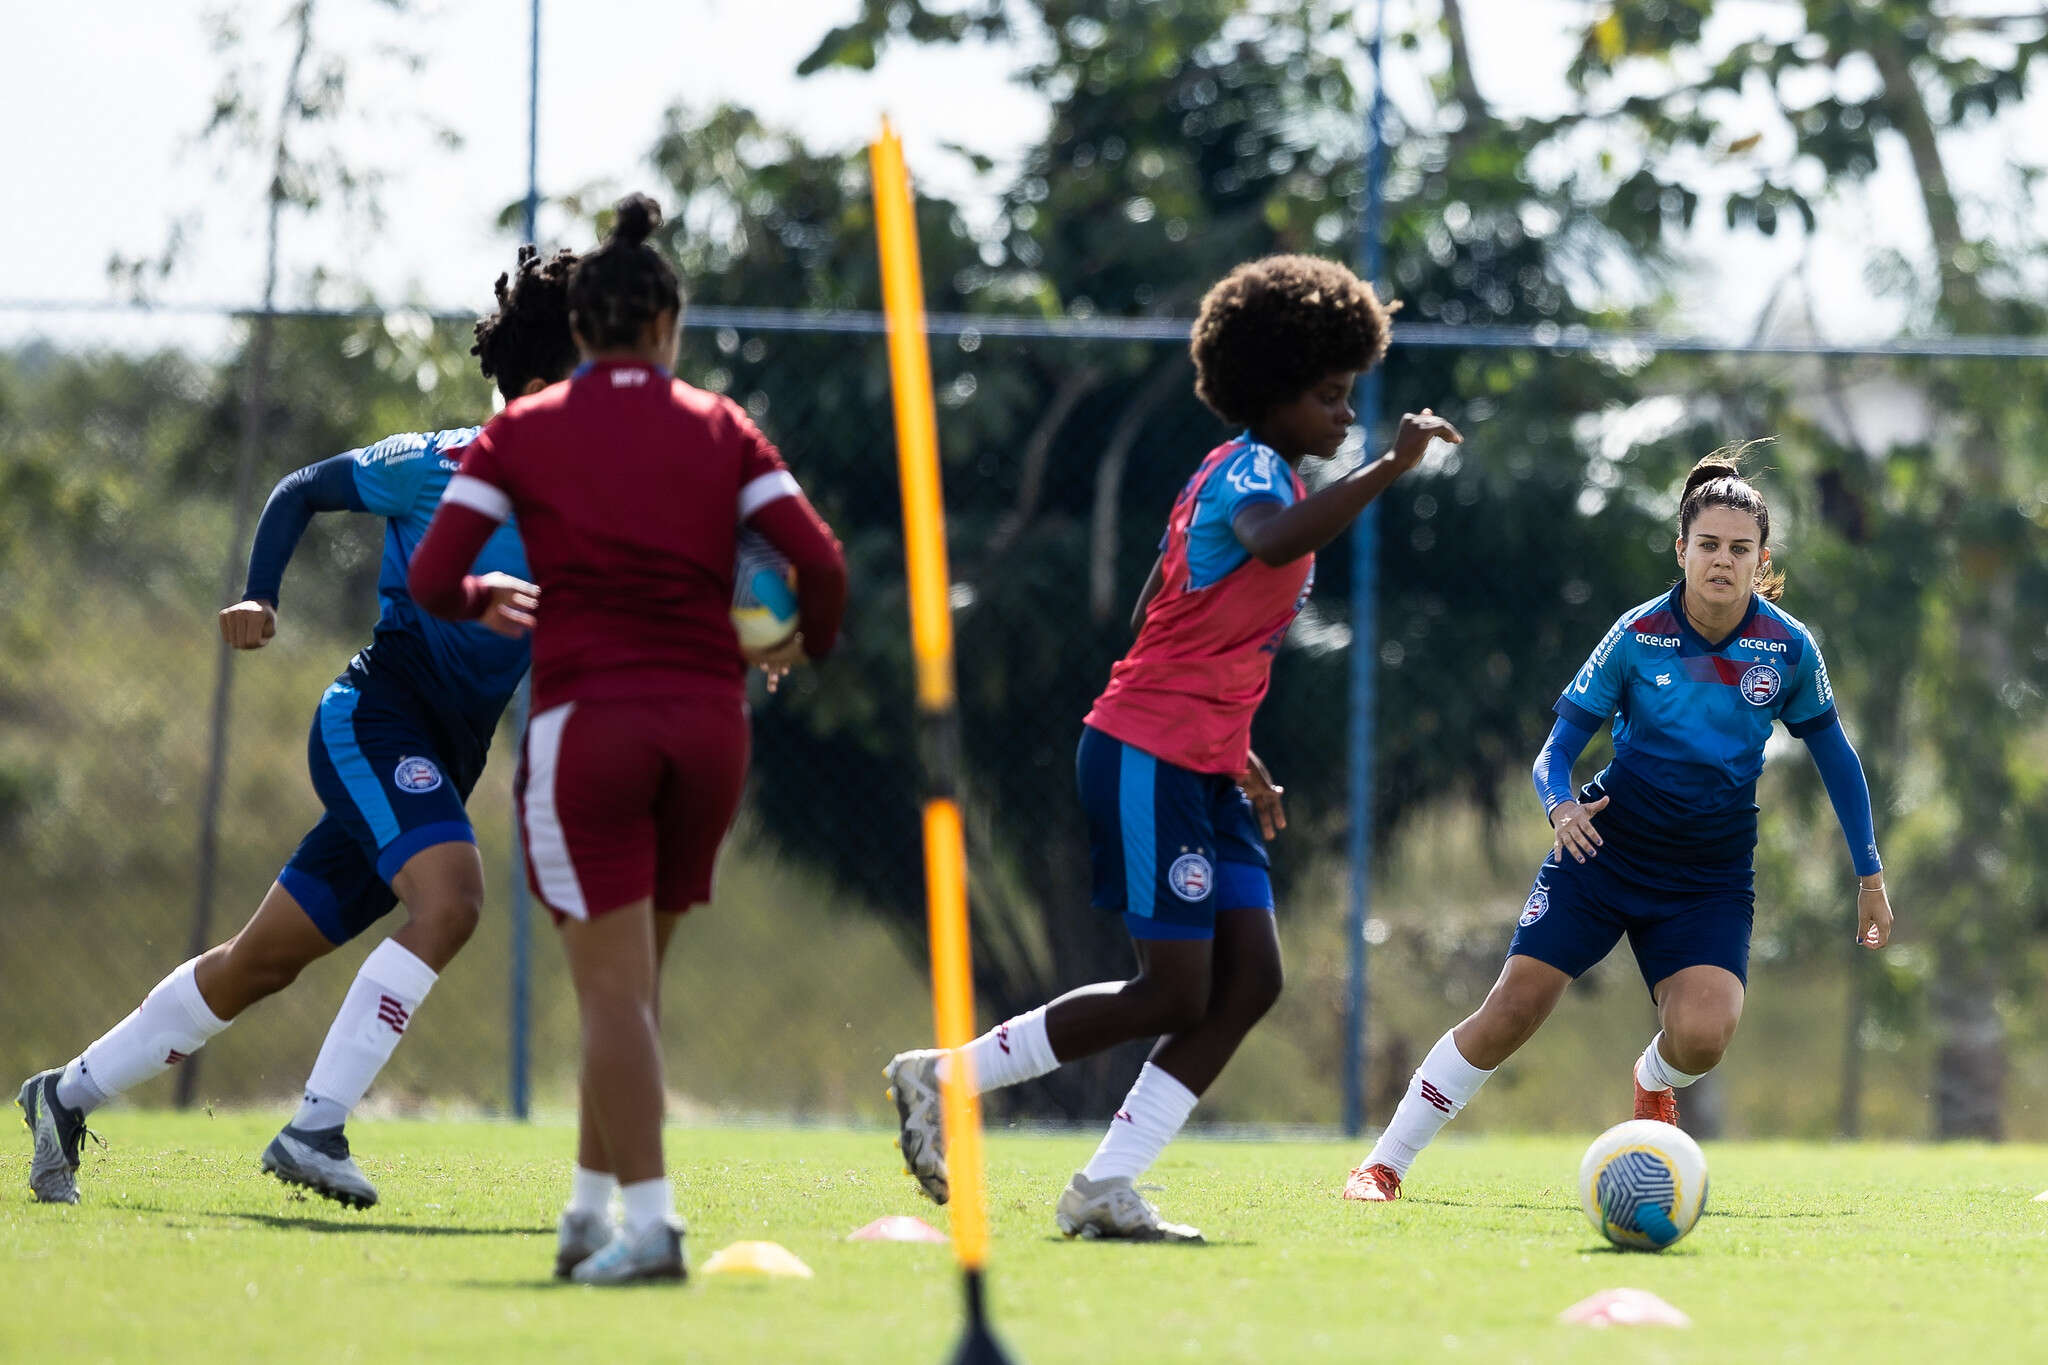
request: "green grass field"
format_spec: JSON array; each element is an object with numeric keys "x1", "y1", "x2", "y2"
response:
[{"x1": 5, "y1": 1114, "x2": 2046, "y2": 1363}]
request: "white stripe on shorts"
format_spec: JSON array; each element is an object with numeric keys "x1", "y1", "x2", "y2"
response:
[
  {"x1": 522, "y1": 701, "x2": 587, "y2": 919},
  {"x1": 442, "y1": 473, "x2": 513, "y2": 522},
  {"x1": 737, "y1": 469, "x2": 800, "y2": 520}
]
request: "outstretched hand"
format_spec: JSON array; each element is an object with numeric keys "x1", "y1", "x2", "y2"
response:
[
  {"x1": 476, "y1": 572, "x2": 539, "y2": 639},
  {"x1": 1549, "y1": 795, "x2": 1609, "y2": 864},
  {"x1": 1388, "y1": 408, "x2": 1463, "y2": 472}
]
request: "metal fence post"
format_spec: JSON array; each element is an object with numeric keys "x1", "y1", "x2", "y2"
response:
[{"x1": 1342, "y1": 0, "x2": 1389, "y2": 1141}]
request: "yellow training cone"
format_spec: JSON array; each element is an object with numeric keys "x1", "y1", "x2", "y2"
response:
[{"x1": 701, "y1": 1241, "x2": 815, "y2": 1279}]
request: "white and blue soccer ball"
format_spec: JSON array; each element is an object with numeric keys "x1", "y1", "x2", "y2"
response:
[
  {"x1": 731, "y1": 531, "x2": 799, "y2": 652},
  {"x1": 1578, "y1": 1119, "x2": 1708, "y2": 1251}
]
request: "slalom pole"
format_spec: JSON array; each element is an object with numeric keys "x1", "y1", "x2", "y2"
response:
[{"x1": 870, "y1": 119, "x2": 1015, "y2": 1365}]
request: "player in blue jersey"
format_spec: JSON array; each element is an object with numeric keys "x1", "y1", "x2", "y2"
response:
[
  {"x1": 1343, "y1": 450, "x2": 1895, "y2": 1202},
  {"x1": 17, "y1": 247, "x2": 578, "y2": 1209}
]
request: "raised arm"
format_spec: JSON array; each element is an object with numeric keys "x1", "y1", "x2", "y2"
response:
[
  {"x1": 1231, "y1": 410, "x2": 1462, "y2": 567},
  {"x1": 221, "y1": 454, "x2": 367, "y2": 649}
]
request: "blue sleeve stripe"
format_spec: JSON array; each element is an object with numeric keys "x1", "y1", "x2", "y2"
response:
[
  {"x1": 316, "y1": 683, "x2": 400, "y2": 848},
  {"x1": 1554, "y1": 697, "x2": 1605, "y2": 732},
  {"x1": 1118, "y1": 743, "x2": 1157, "y2": 921},
  {"x1": 1783, "y1": 704, "x2": 1839, "y2": 738}
]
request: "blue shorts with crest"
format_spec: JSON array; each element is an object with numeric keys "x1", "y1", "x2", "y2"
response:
[
  {"x1": 1508, "y1": 839, "x2": 1754, "y2": 995},
  {"x1": 278, "y1": 675, "x2": 482, "y2": 945},
  {"x1": 1075, "y1": 725, "x2": 1273, "y2": 942}
]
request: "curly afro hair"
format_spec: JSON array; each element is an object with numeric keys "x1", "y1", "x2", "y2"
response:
[
  {"x1": 1190, "y1": 255, "x2": 1397, "y2": 426},
  {"x1": 473, "y1": 244, "x2": 579, "y2": 402}
]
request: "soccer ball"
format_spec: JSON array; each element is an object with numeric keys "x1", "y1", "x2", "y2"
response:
[
  {"x1": 731, "y1": 530, "x2": 799, "y2": 652},
  {"x1": 1578, "y1": 1119, "x2": 1708, "y2": 1251}
]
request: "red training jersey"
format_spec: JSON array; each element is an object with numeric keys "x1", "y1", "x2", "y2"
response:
[
  {"x1": 1084, "y1": 436, "x2": 1312, "y2": 774},
  {"x1": 407, "y1": 360, "x2": 846, "y2": 711}
]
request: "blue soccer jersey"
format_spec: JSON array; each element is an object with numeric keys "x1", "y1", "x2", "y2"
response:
[
  {"x1": 244, "y1": 426, "x2": 531, "y2": 752},
  {"x1": 1555, "y1": 586, "x2": 1836, "y2": 864}
]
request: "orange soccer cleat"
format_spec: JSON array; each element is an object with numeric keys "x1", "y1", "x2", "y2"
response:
[
  {"x1": 1342, "y1": 1162, "x2": 1402, "y2": 1202},
  {"x1": 1633, "y1": 1074, "x2": 1680, "y2": 1126}
]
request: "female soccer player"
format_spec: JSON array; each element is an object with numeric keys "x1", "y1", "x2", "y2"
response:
[
  {"x1": 17, "y1": 247, "x2": 578, "y2": 1208},
  {"x1": 408, "y1": 194, "x2": 847, "y2": 1285},
  {"x1": 1342, "y1": 451, "x2": 1894, "y2": 1202},
  {"x1": 885, "y1": 255, "x2": 1460, "y2": 1241}
]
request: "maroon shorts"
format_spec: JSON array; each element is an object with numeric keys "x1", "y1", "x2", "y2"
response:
[{"x1": 516, "y1": 694, "x2": 750, "y2": 920}]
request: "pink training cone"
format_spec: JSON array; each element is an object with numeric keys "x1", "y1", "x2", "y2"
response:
[
  {"x1": 1558, "y1": 1288, "x2": 1693, "y2": 1328},
  {"x1": 848, "y1": 1215, "x2": 950, "y2": 1243}
]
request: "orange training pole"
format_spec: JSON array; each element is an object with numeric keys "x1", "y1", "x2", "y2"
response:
[{"x1": 871, "y1": 121, "x2": 1011, "y2": 1365}]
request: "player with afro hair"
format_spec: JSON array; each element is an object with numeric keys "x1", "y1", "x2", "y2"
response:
[{"x1": 882, "y1": 255, "x2": 1461, "y2": 1243}]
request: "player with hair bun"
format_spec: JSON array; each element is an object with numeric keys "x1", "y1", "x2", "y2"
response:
[
  {"x1": 18, "y1": 246, "x2": 581, "y2": 1209},
  {"x1": 409, "y1": 194, "x2": 847, "y2": 1285},
  {"x1": 1344, "y1": 447, "x2": 1894, "y2": 1203},
  {"x1": 886, "y1": 254, "x2": 1460, "y2": 1242}
]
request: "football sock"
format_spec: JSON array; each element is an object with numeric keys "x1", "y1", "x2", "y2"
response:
[
  {"x1": 942, "y1": 1005, "x2": 1058, "y2": 1093},
  {"x1": 296, "y1": 940, "x2": 438, "y2": 1130},
  {"x1": 1080, "y1": 1062, "x2": 1199, "y2": 1184},
  {"x1": 568, "y1": 1166, "x2": 618, "y2": 1219},
  {"x1": 64, "y1": 959, "x2": 229, "y2": 1115},
  {"x1": 619, "y1": 1177, "x2": 673, "y2": 1236},
  {"x1": 1635, "y1": 1032, "x2": 1705, "y2": 1091},
  {"x1": 1365, "y1": 1029, "x2": 1495, "y2": 1177}
]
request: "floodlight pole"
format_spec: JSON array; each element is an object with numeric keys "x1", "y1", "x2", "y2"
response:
[
  {"x1": 507, "y1": 0, "x2": 541, "y2": 1123},
  {"x1": 1343, "y1": 0, "x2": 1389, "y2": 1142}
]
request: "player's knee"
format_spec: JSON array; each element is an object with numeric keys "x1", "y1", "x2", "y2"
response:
[
  {"x1": 412, "y1": 887, "x2": 482, "y2": 953},
  {"x1": 1130, "y1": 975, "x2": 1208, "y2": 1036},
  {"x1": 1222, "y1": 955, "x2": 1284, "y2": 1026},
  {"x1": 1482, "y1": 984, "x2": 1552, "y2": 1045},
  {"x1": 1667, "y1": 1014, "x2": 1737, "y2": 1071}
]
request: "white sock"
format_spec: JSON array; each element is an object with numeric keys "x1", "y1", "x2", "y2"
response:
[
  {"x1": 1081, "y1": 1062, "x2": 1200, "y2": 1184},
  {"x1": 1364, "y1": 1029, "x2": 1495, "y2": 1178},
  {"x1": 66, "y1": 959, "x2": 229, "y2": 1114},
  {"x1": 1635, "y1": 1032, "x2": 1705, "y2": 1091},
  {"x1": 295, "y1": 940, "x2": 438, "y2": 1130},
  {"x1": 941, "y1": 1006, "x2": 1059, "y2": 1093},
  {"x1": 568, "y1": 1166, "x2": 617, "y2": 1219},
  {"x1": 619, "y1": 1177, "x2": 673, "y2": 1235}
]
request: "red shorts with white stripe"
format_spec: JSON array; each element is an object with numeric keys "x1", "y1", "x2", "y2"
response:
[{"x1": 516, "y1": 693, "x2": 750, "y2": 920}]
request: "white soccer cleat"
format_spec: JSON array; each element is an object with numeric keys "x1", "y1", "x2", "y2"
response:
[
  {"x1": 554, "y1": 1208, "x2": 615, "y2": 1280},
  {"x1": 884, "y1": 1049, "x2": 950, "y2": 1205},
  {"x1": 17, "y1": 1070, "x2": 93, "y2": 1205},
  {"x1": 1054, "y1": 1172, "x2": 1203, "y2": 1243},
  {"x1": 260, "y1": 1124, "x2": 379, "y2": 1209},
  {"x1": 570, "y1": 1216, "x2": 687, "y2": 1285}
]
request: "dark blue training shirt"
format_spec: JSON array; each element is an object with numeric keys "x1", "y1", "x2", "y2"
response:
[
  {"x1": 1554, "y1": 585, "x2": 1837, "y2": 866},
  {"x1": 244, "y1": 426, "x2": 531, "y2": 753}
]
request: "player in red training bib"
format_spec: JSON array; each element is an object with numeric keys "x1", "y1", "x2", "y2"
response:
[
  {"x1": 408, "y1": 195, "x2": 846, "y2": 1284},
  {"x1": 885, "y1": 255, "x2": 1460, "y2": 1240}
]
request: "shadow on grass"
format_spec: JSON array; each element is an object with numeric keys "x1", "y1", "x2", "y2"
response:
[{"x1": 123, "y1": 1205, "x2": 549, "y2": 1237}]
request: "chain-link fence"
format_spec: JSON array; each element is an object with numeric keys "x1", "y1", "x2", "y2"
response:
[{"x1": 5, "y1": 304, "x2": 2048, "y2": 1140}]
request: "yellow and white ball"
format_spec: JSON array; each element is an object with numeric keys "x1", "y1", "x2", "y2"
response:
[{"x1": 1578, "y1": 1119, "x2": 1708, "y2": 1251}]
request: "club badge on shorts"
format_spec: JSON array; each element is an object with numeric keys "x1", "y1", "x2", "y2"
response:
[
  {"x1": 394, "y1": 756, "x2": 444, "y2": 794},
  {"x1": 1739, "y1": 663, "x2": 1781, "y2": 706},
  {"x1": 1168, "y1": 852, "x2": 1214, "y2": 903},
  {"x1": 1519, "y1": 888, "x2": 1550, "y2": 927}
]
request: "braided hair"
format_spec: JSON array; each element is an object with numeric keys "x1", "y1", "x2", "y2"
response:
[
  {"x1": 568, "y1": 193, "x2": 682, "y2": 351},
  {"x1": 472, "y1": 245, "x2": 580, "y2": 401}
]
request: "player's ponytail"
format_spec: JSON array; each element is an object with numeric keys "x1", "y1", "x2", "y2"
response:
[
  {"x1": 569, "y1": 192, "x2": 683, "y2": 351},
  {"x1": 1679, "y1": 442, "x2": 1784, "y2": 602}
]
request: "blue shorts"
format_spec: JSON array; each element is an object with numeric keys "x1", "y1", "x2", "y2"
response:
[
  {"x1": 1508, "y1": 842, "x2": 1754, "y2": 995},
  {"x1": 1076, "y1": 726, "x2": 1272, "y2": 941},
  {"x1": 278, "y1": 678, "x2": 483, "y2": 945}
]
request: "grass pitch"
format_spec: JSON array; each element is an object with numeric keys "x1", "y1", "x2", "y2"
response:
[{"x1": 4, "y1": 1114, "x2": 2046, "y2": 1363}]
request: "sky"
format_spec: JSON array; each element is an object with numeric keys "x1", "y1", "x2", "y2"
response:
[{"x1": 4, "y1": 0, "x2": 2042, "y2": 355}]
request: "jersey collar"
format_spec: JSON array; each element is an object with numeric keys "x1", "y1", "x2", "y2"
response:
[
  {"x1": 1669, "y1": 582, "x2": 1759, "y2": 654},
  {"x1": 572, "y1": 359, "x2": 672, "y2": 380}
]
